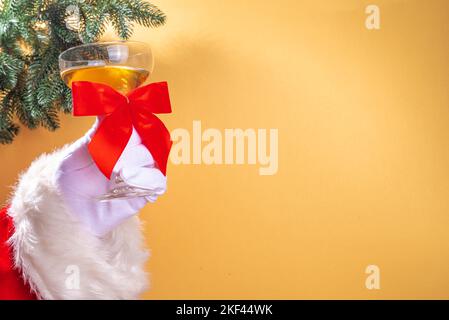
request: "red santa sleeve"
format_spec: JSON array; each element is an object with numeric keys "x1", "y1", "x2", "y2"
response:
[{"x1": 0, "y1": 206, "x2": 37, "y2": 300}]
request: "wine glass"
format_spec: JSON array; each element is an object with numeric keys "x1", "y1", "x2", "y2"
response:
[{"x1": 59, "y1": 41, "x2": 160, "y2": 201}]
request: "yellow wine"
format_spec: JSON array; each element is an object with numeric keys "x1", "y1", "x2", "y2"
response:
[{"x1": 61, "y1": 65, "x2": 150, "y2": 94}]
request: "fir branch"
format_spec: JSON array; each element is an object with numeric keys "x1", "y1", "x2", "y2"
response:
[{"x1": 0, "y1": 0, "x2": 166, "y2": 144}]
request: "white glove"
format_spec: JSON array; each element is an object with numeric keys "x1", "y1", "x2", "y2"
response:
[{"x1": 55, "y1": 118, "x2": 167, "y2": 236}]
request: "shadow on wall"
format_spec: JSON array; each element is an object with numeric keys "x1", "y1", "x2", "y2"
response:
[
  {"x1": 154, "y1": 35, "x2": 237, "y2": 119},
  {"x1": 150, "y1": 33, "x2": 288, "y2": 126}
]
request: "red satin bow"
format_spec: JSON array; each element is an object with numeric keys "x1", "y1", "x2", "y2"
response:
[{"x1": 72, "y1": 81, "x2": 173, "y2": 179}]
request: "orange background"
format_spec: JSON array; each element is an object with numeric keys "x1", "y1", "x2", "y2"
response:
[{"x1": 2, "y1": 0, "x2": 449, "y2": 299}]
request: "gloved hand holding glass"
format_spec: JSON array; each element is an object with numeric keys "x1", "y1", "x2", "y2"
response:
[{"x1": 57, "y1": 41, "x2": 172, "y2": 235}]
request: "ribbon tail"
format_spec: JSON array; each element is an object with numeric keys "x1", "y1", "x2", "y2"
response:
[
  {"x1": 89, "y1": 108, "x2": 133, "y2": 179},
  {"x1": 134, "y1": 113, "x2": 172, "y2": 176}
]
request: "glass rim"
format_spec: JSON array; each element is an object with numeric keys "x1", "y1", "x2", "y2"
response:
[{"x1": 58, "y1": 40, "x2": 152, "y2": 64}]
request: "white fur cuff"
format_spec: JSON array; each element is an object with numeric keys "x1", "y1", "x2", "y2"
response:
[{"x1": 7, "y1": 146, "x2": 149, "y2": 300}]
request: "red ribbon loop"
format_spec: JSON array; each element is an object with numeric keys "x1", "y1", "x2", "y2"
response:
[{"x1": 72, "y1": 81, "x2": 173, "y2": 179}]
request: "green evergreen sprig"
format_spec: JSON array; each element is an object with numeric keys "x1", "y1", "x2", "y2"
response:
[{"x1": 0, "y1": 0, "x2": 166, "y2": 144}]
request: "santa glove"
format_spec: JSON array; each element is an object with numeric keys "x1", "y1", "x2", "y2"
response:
[{"x1": 55, "y1": 118, "x2": 167, "y2": 236}]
